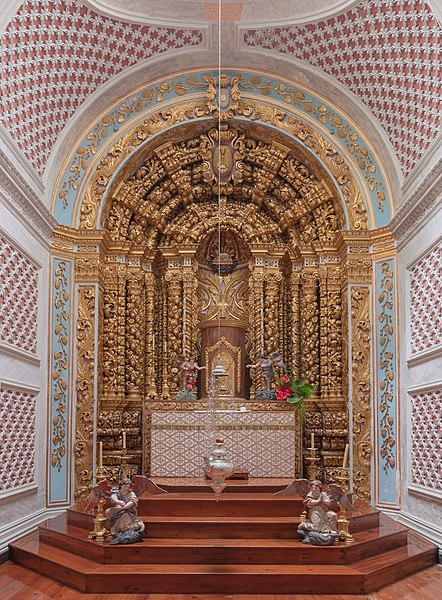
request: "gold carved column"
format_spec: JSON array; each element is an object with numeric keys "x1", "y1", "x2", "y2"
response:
[
  {"x1": 248, "y1": 259, "x2": 265, "y2": 398},
  {"x1": 143, "y1": 264, "x2": 157, "y2": 397},
  {"x1": 102, "y1": 263, "x2": 127, "y2": 405},
  {"x1": 340, "y1": 232, "x2": 373, "y2": 501},
  {"x1": 300, "y1": 269, "x2": 320, "y2": 392},
  {"x1": 179, "y1": 254, "x2": 198, "y2": 358},
  {"x1": 264, "y1": 267, "x2": 283, "y2": 356},
  {"x1": 318, "y1": 262, "x2": 343, "y2": 409},
  {"x1": 289, "y1": 264, "x2": 302, "y2": 378},
  {"x1": 125, "y1": 269, "x2": 145, "y2": 405},
  {"x1": 164, "y1": 259, "x2": 183, "y2": 396}
]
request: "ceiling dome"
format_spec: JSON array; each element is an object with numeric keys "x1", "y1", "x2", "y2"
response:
[{"x1": 84, "y1": 0, "x2": 360, "y2": 25}]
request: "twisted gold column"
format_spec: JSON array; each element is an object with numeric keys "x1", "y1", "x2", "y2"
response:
[
  {"x1": 300, "y1": 271, "x2": 319, "y2": 391},
  {"x1": 125, "y1": 271, "x2": 144, "y2": 403},
  {"x1": 289, "y1": 268, "x2": 301, "y2": 378},
  {"x1": 144, "y1": 267, "x2": 157, "y2": 396}
]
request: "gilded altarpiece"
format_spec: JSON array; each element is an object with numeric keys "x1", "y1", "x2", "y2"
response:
[{"x1": 60, "y1": 76, "x2": 397, "y2": 502}]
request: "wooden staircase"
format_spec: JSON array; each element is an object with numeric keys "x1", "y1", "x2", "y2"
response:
[{"x1": 9, "y1": 478, "x2": 438, "y2": 595}]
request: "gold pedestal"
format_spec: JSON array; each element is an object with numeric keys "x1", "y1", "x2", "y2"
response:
[
  {"x1": 305, "y1": 446, "x2": 320, "y2": 481},
  {"x1": 89, "y1": 464, "x2": 110, "y2": 543},
  {"x1": 88, "y1": 496, "x2": 109, "y2": 543},
  {"x1": 335, "y1": 468, "x2": 354, "y2": 544}
]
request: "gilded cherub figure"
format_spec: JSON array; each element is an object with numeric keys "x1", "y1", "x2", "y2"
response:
[
  {"x1": 173, "y1": 353, "x2": 207, "y2": 399},
  {"x1": 86, "y1": 476, "x2": 166, "y2": 545},
  {"x1": 275, "y1": 478, "x2": 354, "y2": 546}
]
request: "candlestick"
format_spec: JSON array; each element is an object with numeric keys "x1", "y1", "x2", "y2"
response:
[
  {"x1": 99, "y1": 441, "x2": 103, "y2": 468},
  {"x1": 335, "y1": 468, "x2": 354, "y2": 544},
  {"x1": 310, "y1": 432, "x2": 315, "y2": 449},
  {"x1": 122, "y1": 431, "x2": 126, "y2": 449},
  {"x1": 342, "y1": 443, "x2": 349, "y2": 469},
  {"x1": 305, "y1": 446, "x2": 320, "y2": 481}
]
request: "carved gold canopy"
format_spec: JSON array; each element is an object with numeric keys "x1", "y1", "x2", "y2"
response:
[{"x1": 101, "y1": 121, "x2": 348, "y2": 251}]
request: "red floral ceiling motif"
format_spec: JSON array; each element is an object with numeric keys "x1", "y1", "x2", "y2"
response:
[
  {"x1": 0, "y1": 0, "x2": 440, "y2": 178},
  {"x1": 0, "y1": 0, "x2": 203, "y2": 176},
  {"x1": 243, "y1": 0, "x2": 441, "y2": 175}
]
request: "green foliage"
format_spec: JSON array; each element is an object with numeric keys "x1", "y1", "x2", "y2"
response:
[{"x1": 275, "y1": 374, "x2": 314, "y2": 421}]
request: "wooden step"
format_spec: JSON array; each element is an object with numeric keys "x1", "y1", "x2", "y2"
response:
[
  {"x1": 9, "y1": 481, "x2": 438, "y2": 595},
  {"x1": 68, "y1": 507, "x2": 379, "y2": 539},
  {"x1": 5, "y1": 532, "x2": 365, "y2": 594},
  {"x1": 38, "y1": 513, "x2": 409, "y2": 566},
  {"x1": 138, "y1": 492, "x2": 303, "y2": 516},
  {"x1": 151, "y1": 477, "x2": 292, "y2": 494},
  {"x1": 10, "y1": 529, "x2": 437, "y2": 595},
  {"x1": 353, "y1": 531, "x2": 439, "y2": 592}
]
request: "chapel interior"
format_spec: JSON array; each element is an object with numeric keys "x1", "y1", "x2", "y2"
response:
[{"x1": 0, "y1": 0, "x2": 441, "y2": 596}]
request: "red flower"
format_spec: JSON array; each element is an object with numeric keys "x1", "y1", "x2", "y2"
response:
[
  {"x1": 276, "y1": 385, "x2": 293, "y2": 400},
  {"x1": 280, "y1": 374, "x2": 290, "y2": 383}
]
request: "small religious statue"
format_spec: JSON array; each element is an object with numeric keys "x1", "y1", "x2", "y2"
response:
[
  {"x1": 275, "y1": 478, "x2": 354, "y2": 546},
  {"x1": 173, "y1": 353, "x2": 207, "y2": 400},
  {"x1": 86, "y1": 475, "x2": 167, "y2": 545},
  {"x1": 247, "y1": 351, "x2": 285, "y2": 400},
  {"x1": 105, "y1": 478, "x2": 145, "y2": 545}
]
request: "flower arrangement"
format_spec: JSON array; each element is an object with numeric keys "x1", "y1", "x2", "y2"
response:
[
  {"x1": 275, "y1": 373, "x2": 314, "y2": 419},
  {"x1": 186, "y1": 376, "x2": 197, "y2": 392}
]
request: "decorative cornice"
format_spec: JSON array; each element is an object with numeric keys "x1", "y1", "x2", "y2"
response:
[
  {"x1": 0, "y1": 149, "x2": 58, "y2": 244},
  {"x1": 390, "y1": 157, "x2": 442, "y2": 248},
  {"x1": 0, "y1": 124, "x2": 44, "y2": 194},
  {"x1": 0, "y1": 342, "x2": 41, "y2": 366}
]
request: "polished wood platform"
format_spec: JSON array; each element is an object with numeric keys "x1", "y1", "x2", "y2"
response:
[{"x1": 8, "y1": 478, "x2": 438, "y2": 595}]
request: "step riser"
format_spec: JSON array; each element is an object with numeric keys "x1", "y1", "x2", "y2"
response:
[
  {"x1": 39, "y1": 526, "x2": 409, "y2": 565},
  {"x1": 364, "y1": 549, "x2": 439, "y2": 593},
  {"x1": 159, "y1": 485, "x2": 285, "y2": 494},
  {"x1": 9, "y1": 547, "x2": 87, "y2": 593},
  {"x1": 12, "y1": 544, "x2": 436, "y2": 596},
  {"x1": 67, "y1": 511, "x2": 380, "y2": 535},
  {"x1": 85, "y1": 573, "x2": 366, "y2": 595},
  {"x1": 147, "y1": 522, "x2": 299, "y2": 539},
  {"x1": 138, "y1": 499, "x2": 303, "y2": 517},
  {"x1": 10, "y1": 547, "x2": 366, "y2": 595}
]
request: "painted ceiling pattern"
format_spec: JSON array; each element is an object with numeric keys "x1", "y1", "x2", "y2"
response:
[
  {"x1": 243, "y1": 0, "x2": 441, "y2": 175},
  {"x1": 0, "y1": 0, "x2": 440, "y2": 179},
  {"x1": 0, "y1": 0, "x2": 203, "y2": 175}
]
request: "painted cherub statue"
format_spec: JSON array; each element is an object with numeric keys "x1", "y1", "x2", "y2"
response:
[
  {"x1": 173, "y1": 353, "x2": 207, "y2": 399},
  {"x1": 86, "y1": 475, "x2": 166, "y2": 545},
  {"x1": 275, "y1": 478, "x2": 354, "y2": 546}
]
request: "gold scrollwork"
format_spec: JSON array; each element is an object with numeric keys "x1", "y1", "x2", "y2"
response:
[
  {"x1": 51, "y1": 261, "x2": 69, "y2": 471},
  {"x1": 75, "y1": 285, "x2": 96, "y2": 501},
  {"x1": 351, "y1": 286, "x2": 372, "y2": 501},
  {"x1": 377, "y1": 262, "x2": 396, "y2": 475}
]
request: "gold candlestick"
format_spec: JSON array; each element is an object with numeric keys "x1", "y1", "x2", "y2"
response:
[
  {"x1": 120, "y1": 447, "x2": 132, "y2": 479},
  {"x1": 305, "y1": 446, "x2": 320, "y2": 481},
  {"x1": 96, "y1": 441, "x2": 106, "y2": 482},
  {"x1": 335, "y1": 467, "x2": 354, "y2": 544},
  {"x1": 88, "y1": 496, "x2": 109, "y2": 543},
  {"x1": 89, "y1": 442, "x2": 110, "y2": 542}
]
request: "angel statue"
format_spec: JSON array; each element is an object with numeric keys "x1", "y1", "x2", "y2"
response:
[
  {"x1": 173, "y1": 353, "x2": 207, "y2": 400},
  {"x1": 86, "y1": 475, "x2": 167, "y2": 545},
  {"x1": 246, "y1": 351, "x2": 285, "y2": 400},
  {"x1": 275, "y1": 479, "x2": 354, "y2": 546}
]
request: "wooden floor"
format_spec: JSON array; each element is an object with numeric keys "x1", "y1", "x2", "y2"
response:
[{"x1": 0, "y1": 561, "x2": 441, "y2": 599}]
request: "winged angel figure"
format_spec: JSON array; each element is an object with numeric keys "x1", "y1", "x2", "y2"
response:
[
  {"x1": 86, "y1": 475, "x2": 167, "y2": 545},
  {"x1": 275, "y1": 479, "x2": 355, "y2": 545}
]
